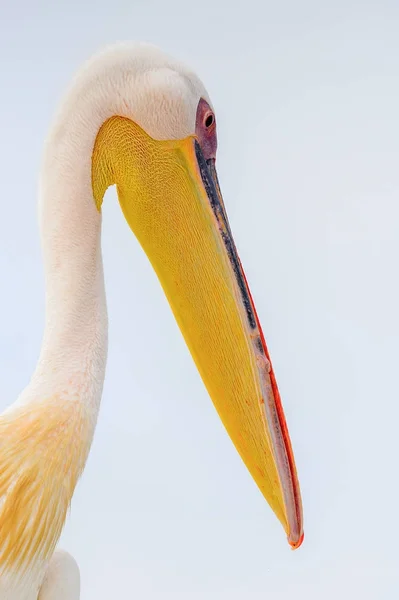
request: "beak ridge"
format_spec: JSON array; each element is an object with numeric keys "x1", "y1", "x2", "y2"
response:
[{"x1": 195, "y1": 143, "x2": 304, "y2": 548}]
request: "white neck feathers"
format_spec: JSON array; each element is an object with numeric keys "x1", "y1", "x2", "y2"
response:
[{"x1": 18, "y1": 42, "x2": 207, "y2": 416}]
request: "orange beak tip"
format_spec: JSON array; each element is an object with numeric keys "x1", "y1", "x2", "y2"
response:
[{"x1": 289, "y1": 531, "x2": 304, "y2": 550}]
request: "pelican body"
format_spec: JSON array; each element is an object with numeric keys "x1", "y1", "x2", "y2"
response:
[{"x1": 0, "y1": 43, "x2": 303, "y2": 598}]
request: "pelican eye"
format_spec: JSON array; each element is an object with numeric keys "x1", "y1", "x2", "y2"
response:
[{"x1": 205, "y1": 113, "x2": 214, "y2": 128}]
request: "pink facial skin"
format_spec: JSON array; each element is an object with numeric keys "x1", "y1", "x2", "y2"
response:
[{"x1": 195, "y1": 98, "x2": 217, "y2": 160}]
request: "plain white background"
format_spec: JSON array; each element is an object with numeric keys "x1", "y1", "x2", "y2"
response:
[{"x1": 0, "y1": 0, "x2": 398, "y2": 598}]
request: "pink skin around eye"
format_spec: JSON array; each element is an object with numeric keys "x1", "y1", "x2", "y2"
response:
[{"x1": 195, "y1": 98, "x2": 218, "y2": 160}]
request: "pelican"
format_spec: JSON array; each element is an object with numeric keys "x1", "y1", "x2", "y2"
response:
[{"x1": 0, "y1": 43, "x2": 303, "y2": 599}]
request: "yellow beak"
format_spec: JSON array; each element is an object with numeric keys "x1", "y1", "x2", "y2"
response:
[{"x1": 92, "y1": 116, "x2": 304, "y2": 548}]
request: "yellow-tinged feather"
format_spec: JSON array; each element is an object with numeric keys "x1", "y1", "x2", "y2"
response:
[{"x1": 0, "y1": 399, "x2": 91, "y2": 574}]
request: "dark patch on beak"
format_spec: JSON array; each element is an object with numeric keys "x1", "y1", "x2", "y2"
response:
[{"x1": 194, "y1": 140, "x2": 257, "y2": 332}]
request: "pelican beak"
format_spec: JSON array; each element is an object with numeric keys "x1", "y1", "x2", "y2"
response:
[{"x1": 92, "y1": 116, "x2": 304, "y2": 548}]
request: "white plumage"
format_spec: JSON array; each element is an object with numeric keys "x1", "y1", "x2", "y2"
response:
[{"x1": 0, "y1": 42, "x2": 209, "y2": 600}]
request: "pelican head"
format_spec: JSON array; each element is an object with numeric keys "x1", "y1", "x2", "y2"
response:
[{"x1": 62, "y1": 42, "x2": 302, "y2": 548}]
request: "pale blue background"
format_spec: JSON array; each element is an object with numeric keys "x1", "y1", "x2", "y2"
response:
[{"x1": 0, "y1": 0, "x2": 398, "y2": 598}]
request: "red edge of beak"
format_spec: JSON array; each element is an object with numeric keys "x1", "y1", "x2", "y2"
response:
[{"x1": 240, "y1": 264, "x2": 304, "y2": 550}]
